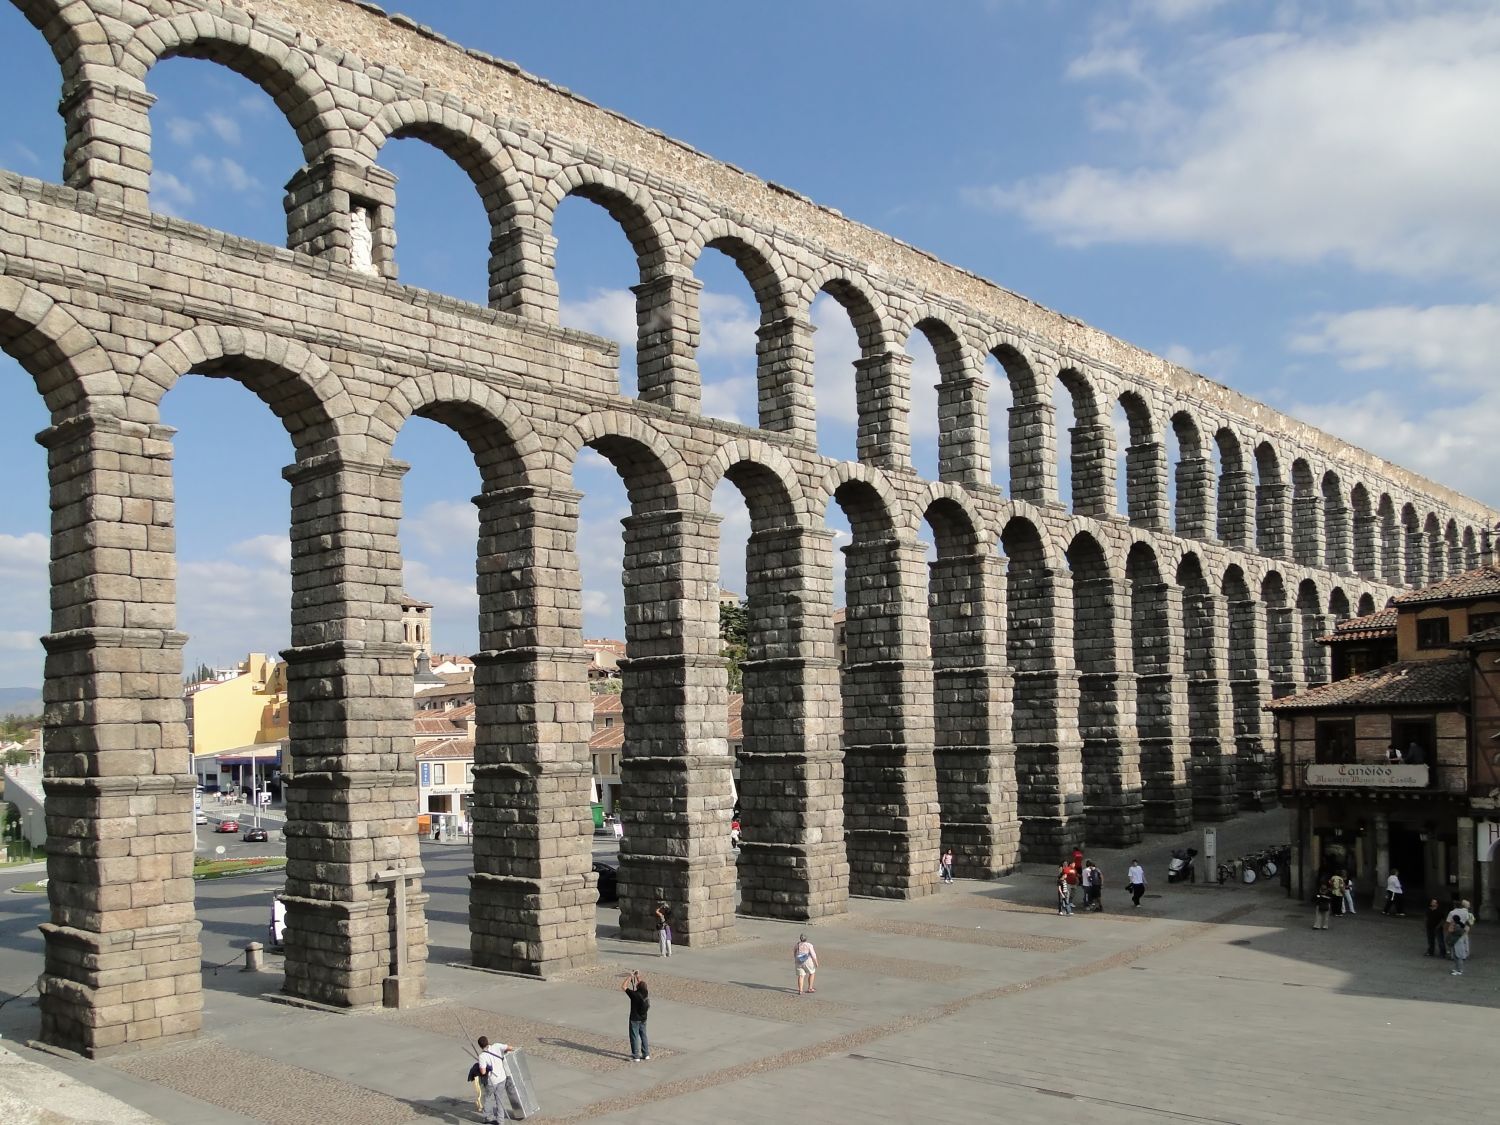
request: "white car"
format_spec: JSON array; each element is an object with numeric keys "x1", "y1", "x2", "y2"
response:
[{"x1": 194, "y1": 811, "x2": 208, "y2": 825}]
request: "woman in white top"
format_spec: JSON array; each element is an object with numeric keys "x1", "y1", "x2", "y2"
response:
[{"x1": 1382, "y1": 869, "x2": 1405, "y2": 916}]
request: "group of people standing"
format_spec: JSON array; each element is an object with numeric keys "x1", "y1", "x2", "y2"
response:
[
  {"x1": 1425, "y1": 896, "x2": 1478, "y2": 976},
  {"x1": 1311, "y1": 869, "x2": 1358, "y2": 929},
  {"x1": 1057, "y1": 849, "x2": 1107, "y2": 915}
]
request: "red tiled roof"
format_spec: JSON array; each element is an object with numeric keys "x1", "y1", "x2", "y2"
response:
[
  {"x1": 1393, "y1": 565, "x2": 1500, "y2": 607},
  {"x1": 1318, "y1": 607, "x2": 1397, "y2": 644},
  {"x1": 1266, "y1": 656, "x2": 1469, "y2": 713},
  {"x1": 590, "y1": 725, "x2": 624, "y2": 750},
  {"x1": 591, "y1": 692, "x2": 623, "y2": 715},
  {"x1": 1455, "y1": 624, "x2": 1500, "y2": 648},
  {"x1": 415, "y1": 737, "x2": 473, "y2": 760}
]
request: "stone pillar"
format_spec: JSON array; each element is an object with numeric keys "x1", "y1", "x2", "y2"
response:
[
  {"x1": 1069, "y1": 423, "x2": 1114, "y2": 517},
  {"x1": 1077, "y1": 576, "x2": 1143, "y2": 846},
  {"x1": 936, "y1": 372, "x2": 989, "y2": 485},
  {"x1": 280, "y1": 453, "x2": 426, "y2": 1010},
  {"x1": 1134, "y1": 582, "x2": 1192, "y2": 833},
  {"x1": 1373, "y1": 810, "x2": 1390, "y2": 894},
  {"x1": 1011, "y1": 564, "x2": 1086, "y2": 857},
  {"x1": 1301, "y1": 613, "x2": 1331, "y2": 688},
  {"x1": 1007, "y1": 400, "x2": 1056, "y2": 504},
  {"x1": 1175, "y1": 456, "x2": 1214, "y2": 540},
  {"x1": 60, "y1": 78, "x2": 154, "y2": 208},
  {"x1": 1382, "y1": 521, "x2": 1406, "y2": 587},
  {"x1": 1406, "y1": 530, "x2": 1426, "y2": 587},
  {"x1": 841, "y1": 535, "x2": 941, "y2": 896},
  {"x1": 1184, "y1": 590, "x2": 1237, "y2": 821},
  {"x1": 36, "y1": 413, "x2": 202, "y2": 1057},
  {"x1": 1218, "y1": 469, "x2": 1253, "y2": 549},
  {"x1": 1325, "y1": 499, "x2": 1352, "y2": 574},
  {"x1": 616, "y1": 510, "x2": 736, "y2": 945},
  {"x1": 1353, "y1": 512, "x2": 1378, "y2": 578},
  {"x1": 1428, "y1": 535, "x2": 1448, "y2": 584},
  {"x1": 755, "y1": 314, "x2": 816, "y2": 444},
  {"x1": 489, "y1": 217, "x2": 558, "y2": 322},
  {"x1": 854, "y1": 350, "x2": 913, "y2": 471},
  {"x1": 1126, "y1": 440, "x2": 1169, "y2": 530},
  {"x1": 284, "y1": 155, "x2": 397, "y2": 278},
  {"x1": 632, "y1": 271, "x2": 702, "y2": 414},
  {"x1": 737, "y1": 524, "x2": 849, "y2": 919},
  {"x1": 1293, "y1": 492, "x2": 1323, "y2": 567},
  {"x1": 468, "y1": 485, "x2": 596, "y2": 975},
  {"x1": 1265, "y1": 606, "x2": 1303, "y2": 699},
  {"x1": 1257, "y1": 481, "x2": 1290, "y2": 559},
  {"x1": 930, "y1": 550, "x2": 1018, "y2": 876},
  {"x1": 1229, "y1": 598, "x2": 1276, "y2": 809}
]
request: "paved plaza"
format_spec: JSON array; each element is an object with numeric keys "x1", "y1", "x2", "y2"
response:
[{"x1": 2, "y1": 811, "x2": 1494, "y2": 1124}]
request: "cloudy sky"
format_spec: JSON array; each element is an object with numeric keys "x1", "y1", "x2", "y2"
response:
[{"x1": 0, "y1": 0, "x2": 1496, "y2": 689}]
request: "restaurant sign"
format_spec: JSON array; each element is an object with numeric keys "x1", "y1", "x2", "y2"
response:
[{"x1": 1303, "y1": 763, "x2": 1428, "y2": 788}]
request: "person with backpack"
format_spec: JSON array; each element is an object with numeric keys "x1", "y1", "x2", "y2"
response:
[
  {"x1": 473, "y1": 1036, "x2": 515, "y2": 1123},
  {"x1": 1083, "y1": 861, "x2": 1104, "y2": 912},
  {"x1": 1312, "y1": 880, "x2": 1334, "y2": 930},
  {"x1": 1446, "y1": 899, "x2": 1477, "y2": 976}
]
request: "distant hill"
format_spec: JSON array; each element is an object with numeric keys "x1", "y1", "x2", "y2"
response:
[{"x1": 0, "y1": 687, "x2": 43, "y2": 718}]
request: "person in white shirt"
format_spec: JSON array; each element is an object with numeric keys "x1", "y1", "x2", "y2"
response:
[
  {"x1": 269, "y1": 896, "x2": 286, "y2": 950},
  {"x1": 1446, "y1": 900, "x2": 1477, "y2": 976},
  {"x1": 1127, "y1": 860, "x2": 1146, "y2": 908},
  {"x1": 1382, "y1": 869, "x2": 1405, "y2": 916},
  {"x1": 475, "y1": 1036, "x2": 515, "y2": 1124}
]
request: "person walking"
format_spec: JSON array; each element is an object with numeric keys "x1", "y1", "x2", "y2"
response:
[
  {"x1": 1057, "y1": 868, "x2": 1074, "y2": 916},
  {"x1": 793, "y1": 933, "x2": 819, "y2": 994},
  {"x1": 474, "y1": 1035, "x2": 515, "y2": 1123},
  {"x1": 1446, "y1": 899, "x2": 1476, "y2": 976},
  {"x1": 1127, "y1": 859, "x2": 1146, "y2": 908},
  {"x1": 268, "y1": 895, "x2": 286, "y2": 952},
  {"x1": 1425, "y1": 898, "x2": 1449, "y2": 958},
  {"x1": 939, "y1": 847, "x2": 954, "y2": 885},
  {"x1": 654, "y1": 901, "x2": 673, "y2": 957},
  {"x1": 1382, "y1": 868, "x2": 1405, "y2": 916},
  {"x1": 1340, "y1": 869, "x2": 1356, "y2": 915},
  {"x1": 622, "y1": 970, "x2": 651, "y2": 1060},
  {"x1": 1083, "y1": 860, "x2": 1104, "y2": 912},
  {"x1": 1313, "y1": 880, "x2": 1333, "y2": 930}
]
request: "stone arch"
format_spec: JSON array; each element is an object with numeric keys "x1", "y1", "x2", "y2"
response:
[
  {"x1": 1127, "y1": 539, "x2": 1187, "y2": 832},
  {"x1": 906, "y1": 314, "x2": 984, "y2": 484},
  {"x1": 1170, "y1": 410, "x2": 1213, "y2": 540},
  {"x1": 1322, "y1": 470, "x2": 1351, "y2": 574},
  {"x1": 817, "y1": 460, "x2": 902, "y2": 539},
  {"x1": 0, "y1": 275, "x2": 124, "y2": 414},
  {"x1": 1445, "y1": 518, "x2": 1462, "y2": 576},
  {"x1": 1463, "y1": 525, "x2": 1479, "y2": 570},
  {"x1": 133, "y1": 325, "x2": 354, "y2": 455},
  {"x1": 1329, "y1": 586, "x2": 1352, "y2": 621},
  {"x1": 1377, "y1": 493, "x2": 1402, "y2": 585},
  {"x1": 682, "y1": 219, "x2": 794, "y2": 317},
  {"x1": 1350, "y1": 483, "x2": 1375, "y2": 578},
  {"x1": 537, "y1": 162, "x2": 675, "y2": 277},
  {"x1": 1291, "y1": 459, "x2": 1320, "y2": 567},
  {"x1": 696, "y1": 437, "x2": 810, "y2": 530},
  {"x1": 10, "y1": 0, "x2": 113, "y2": 79},
  {"x1": 1424, "y1": 512, "x2": 1444, "y2": 582},
  {"x1": 1117, "y1": 390, "x2": 1164, "y2": 529},
  {"x1": 985, "y1": 336, "x2": 1051, "y2": 503},
  {"x1": 800, "y1": 266, "x2": 893, "y2": 354},
  {"x1": 1057, "y1": 367, "x2": 1112, "y2": 517},
  {"x1": 1296, "y1": 578, "x2": 1328, "y2": 687},
  {"x1": 1176, "y1": 551, "x2": 1234, "y2": 818},
  {"x1": 918, "y1": 482, "x2": 988, "y2": 557},
  {"x1": 1357, "y1": 591, "x2": 1377, "y2": 615},
  {"x1": 1214, "y1": 427, "x2": 1251, "y2": 549},
  {"x1": 554, "y1": 409, "x2": 691, "y2": 513},
  {"x1": 370, "y1": 370, "x2": 546, "y2": 493},
  {"x1": 122, "y1": 12, "x2": 343, "y2": 162},
  {"x1": 1260, "y1": 571, "x2": 1296, "y2": 700},
  {"x1": 1254, "y1": 441, "x2": 1289, "y2": 559},
  {"x1": 1402, "y1": 502, "x2": 1425, "y2": 586}
]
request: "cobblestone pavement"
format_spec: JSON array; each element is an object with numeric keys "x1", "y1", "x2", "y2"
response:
[{"x1": 4, "y1": 811, "x2": 1497, "y2": 1124}]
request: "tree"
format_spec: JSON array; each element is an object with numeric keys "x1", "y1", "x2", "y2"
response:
[{"x1": 720, "y1": 599, "x2": 748, "y2": 694}]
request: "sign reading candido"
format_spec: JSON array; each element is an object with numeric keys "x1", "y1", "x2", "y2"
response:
[{"x1": 1303, "y1": 763, "x2": 1428, "y2": 788}]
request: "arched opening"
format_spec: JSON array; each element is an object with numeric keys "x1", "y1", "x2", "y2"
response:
[
  {"x1": 1403, "y1": 503, "x2": 1425, "y2": 587},
  {"x1": 1178, "y1": 554, "x2": 1233, "y2": 820},
  {"x1": 1215, "y1": 427, "x2": 1250, "y2": 548},
  {"x1": 1357, "y1": 592, "x2": 1377, "y2": 616},
  {"x1": 1068, "y1": 532, "x2": 1138, "y2": 844},
  {"x1": 0, "y1": 3, "x2": 64, "y2": 182},
  {"x1": 1329, "y1": 587, "x2": 1351, "y2": 622},
  {"x1": 1425, "y1": 513, "x2": 1444, "y2": 583},
  {"x1": 553, "y1": 193, "x2": 653, "y2": 398},
  {"x1": 1463, "y1": 526, "x2": 1479, "y2": 570},
  {"x1": 1116, "y1": 392, "x2": 1161, "y2": 527},
  {"x1": 835, "y1": 477, "x2": 937, "y2": 896},
  {"x1": 903, "y1": 320, "x2": 949, "y2": 482},
  {"x1": 811, "y1": 285, "x2": 882, "y2": 465},
  {"x1": 991, "y1": 345, "x2": 1049, "y2": 503},
  {"x1": 693, "y1": 241, "x2": 782, "y2": 429},
  {"x1": 1445, "y1": 519, "x2": 1463, "y2": 577},
  {"x1": 983, "y1": 350, "x2": 1016, "y2": 496},
  {"x1": 1128, "y1": 542, "x2": 1188, "y2": 832},
  {"x1": 1292, "y1": 460, "x2": 1320, "y2": 567},
  {"x1": 927, "y1": 496, "x2": 1014, "y2": 875},
  {"x1": 1350, "y1": 484, "x2": 1375, "y2": 578},
  {"x1": 1322, "y1": 471, "x2": 1351, "y2": 574},
  {"x1": 1261, "y1": 572, "x2": 1296, "y2": 699},
  {"x1": 145, "y1": 56, "x2": 306, "y2": 243},
  {"x1": 1223, "y1": 566, "x2": 1269, "y2": 809},
  {"x1": 1377, "y1": 494, "x2": 1401, "y2": 585},
  {"x1": 1171, "y1": 411, "x2": 1212, "y2": 540},
  {"x1": 1297, "y1": 579, "x2": 1329, "y2": 686},
  {"x1": 1255, "y1": 442, "x2": 1288, "y2": 558},
  {"x1": 1057, "y1": 369, "x2": 1111, "y2": 516}
]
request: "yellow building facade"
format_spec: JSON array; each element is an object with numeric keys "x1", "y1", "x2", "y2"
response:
[{"x1": 189, "y1": 653, "x2": 289, "y2": 755}]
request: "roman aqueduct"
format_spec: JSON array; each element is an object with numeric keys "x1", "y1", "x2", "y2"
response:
[{"x1": 3, "y1": 0, "x2": 1494, "y2": 1056}]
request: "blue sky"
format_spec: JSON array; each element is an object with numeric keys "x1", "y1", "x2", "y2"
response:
[{"x1": 1, "y1": 0, "x2": 1498, "y2": 689}]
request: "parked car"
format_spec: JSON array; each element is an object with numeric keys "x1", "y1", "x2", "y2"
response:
[
  {"x1": 592, "y1": 861, "x2": 618, "y2": 903},
  {"x1": 242, "y1": 827, "x2": 269, "y2": 843},
  {"x1": 215, "y1": 820, "x2": 238, "y2": 833},
  {"x1": 194, "y1": 811, "x2": 208, "y2": 825}
]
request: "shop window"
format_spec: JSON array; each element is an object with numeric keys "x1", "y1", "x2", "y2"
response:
[
  {"x1": 1416, "y1": 617, "x2": 1450, "y2": 649},
  {"x1": 433, "y1": 763, "x2": 446, "y2": 785},
  {"x1": 1315, "y1": 719, "x2": 1355, "y2": 764}
]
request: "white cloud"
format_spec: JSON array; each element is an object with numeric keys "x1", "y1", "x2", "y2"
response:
[
  {"x1": 403, "y1": 499, "x2": 480, "y2": 556},
  {"x1": 1163, "y1": 342, "x2": 1239, "y2": 380},
  {"x1": 697, "y1": 290, "x2": 760, "y2": 361},
  {"x1": 699, "y1": 374, "x2": 758, "y2": 427},
  {"x1": 206, "y1": 112, "x2": 242, "y2": 145},
  {"x1": 164, "y1": 118, "x2": 201, "y2": 145},
  {"x1": 977, "y1": 7, "x2": 1500, "y2": 282},
  {"x1": 152, "y1": 170, "x2": 196, "y2": 212},
  {"x1": 1290, "y1": 302, "x2": 1500, "y2": 390},
  {"x1": 0, "y1": 531, "x2": 47, "y2": 573},
  {"x1": 560, "y1": 288, "x2": 637, "y2": 350},
  {"x1": 188, "y1": 154, "x2": 258, "y2": 194}
]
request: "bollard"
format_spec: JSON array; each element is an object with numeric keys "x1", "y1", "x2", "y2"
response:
[{"x1": 244, "y1": 942, "x2": 264, "y2": 972}]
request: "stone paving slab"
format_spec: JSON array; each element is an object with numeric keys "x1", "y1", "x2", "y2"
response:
[
  {"x1": 843, "y1": 914, "x2": 1084, "y2": 953},
  {"x1": 738, "y1": 938, "x2": 968, "y2": 983},
  {"x1": 386, "y1": 1001, "x2": 677, "y2": 1072},
  {"x1": 567, "y1": 961, "x2": 852, "y2": 1024}
]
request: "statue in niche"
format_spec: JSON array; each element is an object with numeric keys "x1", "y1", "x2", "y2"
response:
[{"x1": 350, "y1": 205, "x2": 376, "y2": 274}]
